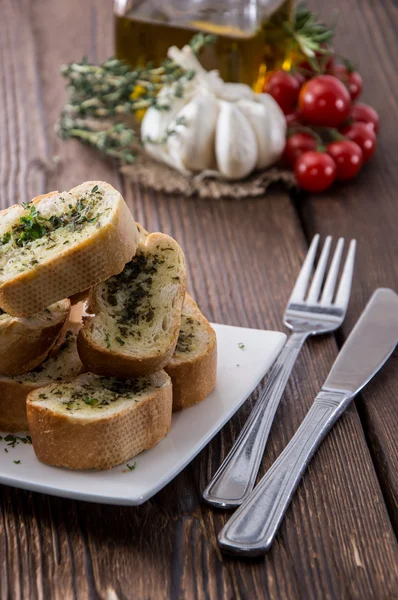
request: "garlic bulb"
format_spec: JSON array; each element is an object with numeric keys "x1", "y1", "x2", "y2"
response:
[{"x1": 141, "y1": 44, "x2": 286, "y2": 181}]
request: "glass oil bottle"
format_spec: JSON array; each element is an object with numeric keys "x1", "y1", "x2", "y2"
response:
[{"x1": 114, "y1": 0, "x2": 294, "y2": 90}]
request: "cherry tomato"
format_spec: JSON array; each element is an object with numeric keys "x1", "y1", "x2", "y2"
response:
[
  {"x1": 283, "y1": 132, "x2": 317, "y2": 168},
  {"x1": 265, "y1": 71, "x2": 300, "y2": 114},
  {"x1": 333, "y1": 66, "x2": 363, "y2": 101},
  {"x1": 285, "y1": 110, "x2": 300, "y2": 125},
  {"x1": 350, "y1": 103, "x2": 379, "y2": 133},
  {"x1": 326, "y1": 140, "x2": 363, "y2": 181},
  {"x1": 295, "y1": 151, "x2": 337, "y2": 192},
  {"x1": 299, "y1": 75, "x2": 351, "y2": 127},
  {"x1": 292, "y1": 71, "x2": 306, "y2": 87},
  {"x1": 341, "y1": 122, "x2": 377, "y2": 162}
]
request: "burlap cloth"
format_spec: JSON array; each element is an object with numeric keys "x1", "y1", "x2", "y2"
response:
[{"x1": 121, "y1": 153, "x2": 296, "y2": 199}]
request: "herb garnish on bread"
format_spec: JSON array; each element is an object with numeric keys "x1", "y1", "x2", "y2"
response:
[
  {"x1": 27, "y1": 370, "x2": 172, "y2": 470},
  {"x1": 78, "y1": 232, "x2": 186, "y2": 377},
  {"x1": 0, "y1": 326, "x2": 84, "y2": 432},
  {"x1": 0, "y1": 181, "x2": 139, "y2": 317},
  {"x1": 166, "y1": 294, "x2": 217, "y2": 411}
]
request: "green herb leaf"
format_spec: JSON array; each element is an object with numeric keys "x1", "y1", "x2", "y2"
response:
[{"x1": 83, "y1": 394, "x2": 98, "y2": 406}]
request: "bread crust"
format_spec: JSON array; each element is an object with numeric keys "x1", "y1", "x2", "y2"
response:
[
  {"x1": 0, "y1": 379, "x2": 36, "y2": 431},
  {"x1": 0, "y1": 182, "x2": 139, "y2": 317},
  {"x1": 27, "y1": 372, "x2": 172, "y2": 470},
  {"x1": 77, "y1": 330, "x2": 177, "y2": 378},
  {"x1": 0, "y1": 324, "x2": 84, "y2": 432},
  {"x1": 165, "y1": 295, "x2": 217, "y2": 411},
  {"x1": 77, "y1": 232, "x2": 186, "y2": 378},
  {"x1": 0, "y1": 299, "x2": 71, "y2": 375}
]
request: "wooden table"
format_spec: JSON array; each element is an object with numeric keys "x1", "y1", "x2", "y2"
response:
[{"x1": 1, "y1": 0, "x2": 397, "y2": 598}]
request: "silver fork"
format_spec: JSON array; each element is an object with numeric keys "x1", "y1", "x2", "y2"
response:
[{"x1": 203, "y1": 234, "x2": 356, "y2": 509}]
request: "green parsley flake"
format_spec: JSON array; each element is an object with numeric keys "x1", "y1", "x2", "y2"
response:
[{"x1": 82, "y1": 394, "x2": 98, "y2": 406}]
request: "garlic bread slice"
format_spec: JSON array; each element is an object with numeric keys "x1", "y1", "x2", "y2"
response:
[
  {"x1": 27, "y1": 370, "x2": 172, "y2": 470},
  {"x1": 0, "y1": 326, "x2": 84, "y2": 432},
  {"x1": 78, "y1": 232, "x2": 186, "y2": 377},
  {"x1": 0, "y1": 298, "x2": 71, "y2": 376},
  {"x1": 0, "y1": 181, "x2": 139, "y2": 317},
  {"x1": 166, "y1": 294, "x2": 217, "y2": 411}
]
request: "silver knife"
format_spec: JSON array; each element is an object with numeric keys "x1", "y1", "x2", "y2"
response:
[{"x1": 218, "y1": 288, "x2": 398, "y2": 556}]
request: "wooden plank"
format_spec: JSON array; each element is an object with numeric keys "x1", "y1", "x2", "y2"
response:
[
  {"x1": 0, "y1": 0, "x2": 397, "y2": 598},
  {"x1": 303, "y1": 0, "x2": 398, "y2": 531}
]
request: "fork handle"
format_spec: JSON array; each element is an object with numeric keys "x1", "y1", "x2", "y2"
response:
[
  {"x1": 202, "y1": 331, "x2": 308, "y2": 508},
  {"x1": 217, "y1": 390, "x2": 351, "y2": 556}
]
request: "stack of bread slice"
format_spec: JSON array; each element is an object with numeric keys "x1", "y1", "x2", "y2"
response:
[{"x1": 0, "y1": 181, "x2": 216, "y2": 470}]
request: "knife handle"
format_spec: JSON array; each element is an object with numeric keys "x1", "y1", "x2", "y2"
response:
[{"x1": 218, "y1": 390, "x2": 352, "y2": 557}]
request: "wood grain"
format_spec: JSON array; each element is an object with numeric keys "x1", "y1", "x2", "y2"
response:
[
  {"x1": 304, "y1": 0, "x2": 398, "y2": 533},
  {"x1": 0, "y1": 0, "x2": 397, "y2": 599}
]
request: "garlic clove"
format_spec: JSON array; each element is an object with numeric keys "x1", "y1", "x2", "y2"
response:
[
  {"x1": 236, "y1": 99, "x2": 275, "y2": 169},
  {"x1": 167, "y1": 90, "x2": 219, "y2": 172},
  {"x1": 143, "y1": 139, "x2": 192, "y2": 177},
  {"x1": 141, "y1": 83, "x2": 191, "y2": 167},
  {"x1": 254, "y1": 93, "x2": 287, "y2": 161},
  {"x1": 141, "y1": 85, "x2": 191, "y2": 143},
  {"x1": 215, "y1": 100, "x2": 258, "y2": 180},
  {"x1": 217, "y1": 82, "x2": 255, "y2": 103}
]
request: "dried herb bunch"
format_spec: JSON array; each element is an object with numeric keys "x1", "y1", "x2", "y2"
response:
[{"x1": 57, "y1": 33, "x2": 216, "y2": 162}]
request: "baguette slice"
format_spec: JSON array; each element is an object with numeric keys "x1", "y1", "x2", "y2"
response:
[
  {"x1": 166, "y1": 295, "x2": 217, "y2": 411},
  {"x1": 0, "y1": 299, "x2": 71, "y2": 375},
  {"x1": 78, "y1": 232, "x2": 186, "y2": 377},
  {"x1": 0, "y1": 326, "x2": 84, "y2": 432},
  {"x1": 27, "y1": 370, "x2": 172, "y2": 470},
  {"x1": 0, "y1": 181, "x2": 139, "y2": 317}
]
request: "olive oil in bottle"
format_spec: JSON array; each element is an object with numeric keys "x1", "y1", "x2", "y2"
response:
[{"x1": 114, "y1": 0, "x2": 294, "y2": 90}]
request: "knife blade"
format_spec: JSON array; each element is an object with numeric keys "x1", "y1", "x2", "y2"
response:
[
  {"x1": 218, "y1": 288, "x2": 398, "y2": 556},
  {"x1": 323, "y1": 287, "x2": 398, "y2": 396}
]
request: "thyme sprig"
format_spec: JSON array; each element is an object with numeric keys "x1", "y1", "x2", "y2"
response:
[
  {"x1": 57, "y1": 116, "x2": 139, "y2": 163},
  {"x1": 57, "y1": 33, "x2": 215, "y2": 162},
  {"x1": 60, "y1": 33, "x2": 214, "y2": 119}
]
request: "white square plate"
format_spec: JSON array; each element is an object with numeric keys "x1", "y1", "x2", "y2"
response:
[{"x1": 0, "y1": 324, "x2": 285, "y2": 505}]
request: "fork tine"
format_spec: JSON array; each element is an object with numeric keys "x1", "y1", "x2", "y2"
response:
[
  {"x1": 289, "y1": 234, "x2": 320, "y2": 303},
  {"x1": 320, "y1": 237, "x2": 345, "y2": 305},
  {"x1": 335, "y1": 239, "x2": 357, "y2": 309},
  {"x1": 307, "y1": 236, "x2": 332, "y2": 303}
]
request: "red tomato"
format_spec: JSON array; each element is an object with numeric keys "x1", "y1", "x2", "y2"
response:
[
  {"x1": 292, "y1": 71, "x2": 306, "y2": 87},
  {"x1": 265, "y1": 71, "x2": 300, "y2": 114},
  {"x1": 350, "y1": 103, "x2": 379, "y2": 133},
  {"x1": 333, "y1": 66, "x2": 363, "y2": 101},
  {"x1": 326, "y1": 140, "x2": 363, "y2": 181},
  {"x1": 283, "y1": 132, "x2": 317, "y2": 167},
  {"x1": 285, "y1": 110, "x2": 300, "y2": 125},
  {"x1": 341, "y1": 122, "x2": 377, "y2": 162},
  {"x1": 295, "y1": 151, "x2": 337, "y2": 192},
  {"x1": 299, "y1": 75, "x2": 351, "y2": 127}
]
